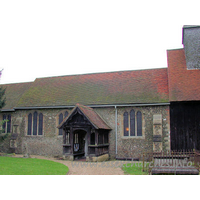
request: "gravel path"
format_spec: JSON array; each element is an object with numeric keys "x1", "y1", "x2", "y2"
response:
[{"x1": 15, "y1": 154, "x2": 126, "y2": 175}]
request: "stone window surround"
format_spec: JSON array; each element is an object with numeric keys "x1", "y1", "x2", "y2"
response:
[
  {"x1": 25, "y1": 111, "x2": 44, "y2": 136},
  {"x1": 121, "y1": 108, "x2": 145, "y2": 139}
]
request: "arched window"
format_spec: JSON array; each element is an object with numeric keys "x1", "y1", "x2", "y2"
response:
[
  {"x1": 27, "y1": 113, "x2": 32, "y2": 135},
  {"x1": 59, "y1": 113, "x2": 63, "y2": 135},
  {"x1": 123, "y1": 110, "x2": 143, "y2": 137},
  {"x1": 57, "y1": 110, "x2": 69, "y2": 136},
  {"x1": 130, "y1": 110, "x2": 135, "y2": 136},
  {"x1": 33, "y1": 111, "x2": 38, "y2": 135},
  {"x1": 123, "y1": 112, "x2": 129, "y2": 136},
  {"x1": 64, "y1": 111, "x2": 68, "y2": 118},
  {"x1": 137, "y1": 111, "x2": 142, "y2": 136},
  {"x1": 2, "y1": 114, "x2": 11, "y2": 133},
  {"x1": 2, "y1": 115, "x2": 6, "y2": 133},
  {"x1": 38, "y1": 113, "x2": 43, "y2": 135},
  {"x1": 27, "y1": 112, "x2": 43, "y2": 136},
  {"x1": 7, "y1": 115, "x2": 11, "y2": 133}
]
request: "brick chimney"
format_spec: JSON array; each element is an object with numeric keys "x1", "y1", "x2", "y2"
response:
[{"x1": 182, "y1": 25, "x2": 200, "y2": 69}]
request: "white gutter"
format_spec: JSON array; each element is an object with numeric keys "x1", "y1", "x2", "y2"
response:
[{"x1": 10, "y1": 102, "x2": 170, "y2": 111}]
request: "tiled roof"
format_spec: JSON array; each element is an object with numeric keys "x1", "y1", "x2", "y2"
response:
[
  {"x1": 1, "y1": 82, "x2": 32, "y2": 111},
  {"x1": 13, "y1": 69, "x2": 169, "y2": 108},
  {"x1": 58, "y1": 104, "x2": 111, "y2": 130},
  {"x1": 167, "y1": 48, "x2": 200, "y2": 101}
]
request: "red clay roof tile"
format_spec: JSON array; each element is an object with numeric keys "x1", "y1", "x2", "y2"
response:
[
  {"x1": 167, "y1": 48, "x2": 200, "y2": 101},
  {"x1": 1, "y1": 82, "x2": 32, "y2": 110},
  {"x1": 14, "y1": 69, "x2": 169, "y2": 108}
]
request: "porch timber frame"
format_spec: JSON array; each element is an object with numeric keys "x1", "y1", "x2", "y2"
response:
[{"x1": 58, "y1": 104, "x2": 111, "y2": 160}]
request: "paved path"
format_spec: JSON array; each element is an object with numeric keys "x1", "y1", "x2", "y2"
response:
[{"x1": 15, "y1": 155, "x2": 126, "y2": 175}]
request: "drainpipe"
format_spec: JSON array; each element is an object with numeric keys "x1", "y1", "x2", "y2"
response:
[{"x1": 115, "y1": 106, "x2": 118, "y2": 157}]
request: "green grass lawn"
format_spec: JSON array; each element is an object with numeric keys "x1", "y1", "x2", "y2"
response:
[
  {"x1": 122, "y1": 163, "x2": 149, "y2": 175},
  {"x1": 0, "y1": 157, "x2": 69, "y2": 175}
]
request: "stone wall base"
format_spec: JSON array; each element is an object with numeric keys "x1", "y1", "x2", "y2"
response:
[
  {"x1": 63, "y1": 154, "x2": 109, "y2": 162},
  {"x1": 63, "y1": 155, "x2": 74, "y2": 161},
  {"x1": 87, "y1": 154, "x2": 109, "y2": 162}
]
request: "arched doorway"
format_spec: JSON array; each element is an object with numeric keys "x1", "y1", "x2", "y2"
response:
[{"x1": 73, "y1": 129, "x2": 87, "y2": 159}]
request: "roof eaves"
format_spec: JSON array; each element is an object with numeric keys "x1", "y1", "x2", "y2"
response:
[{"x1": 0, "y1": 109, "x2": 15, "y2": 112}]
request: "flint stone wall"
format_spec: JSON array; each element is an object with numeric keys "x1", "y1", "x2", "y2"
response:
[{"x1": 0, "y1": 105, "x2": 170, "y2": 159}]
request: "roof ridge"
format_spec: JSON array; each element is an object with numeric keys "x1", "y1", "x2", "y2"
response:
[
  {"x1": 1, "y1": 81, "x2": 33, "y2": 86},
  {"x1": 34, "y1": 67, "x2": 167, "y2": 81}
]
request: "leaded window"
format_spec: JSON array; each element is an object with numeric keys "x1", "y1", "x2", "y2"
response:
[
  {"x1": 130, "y1": 109, "x2": 135, "y2": 136},
  {"x1": 59, "y1": 113, "x2": 63, "y2": 135},
  {"x1": 123, "y1": 112, "x2": 129, "y2": 136},
  {"x1": 58, "y1": 110, "x2": 69, "y2": 136},
  {"x1": 123, "y1": 110, "x2": 143, "y2": 137},
  {"x1": 137, "y1": 111, "x2": 142, "y2": 136},
  {"x1": 27, "y1": 112, "x2": 43, "y2": 136},
  {"x1": 38, "y1": 113, "x2": 43, "y2": 135},
  {"x1": 27, "y1": 113, "x2": 32, "y2": 135},
  {"x1": 33, "y1": 111, "x2": 38, "y2": 135},
  {"x1": 2, "y1": 114, "x2": 11, "y2": 133},
  {"x1": 64, "y1": 111, "x2": 68, "y2": 118},
  {"x1": 2, "y1": 114, "x2": 6, "y2": 133}
]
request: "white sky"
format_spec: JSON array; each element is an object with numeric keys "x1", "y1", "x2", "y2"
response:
[{"x1": 0, "y1": 0, "x2": 199, "y2": 84}]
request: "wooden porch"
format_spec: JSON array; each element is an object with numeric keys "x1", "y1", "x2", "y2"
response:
[{"x1": 58, "y1": 104, "x2": 111, "y2": 161}]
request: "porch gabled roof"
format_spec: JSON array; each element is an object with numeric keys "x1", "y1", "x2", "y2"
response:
[{"x1": 58, "y1": 104, "x2": 111, "y2": 130}]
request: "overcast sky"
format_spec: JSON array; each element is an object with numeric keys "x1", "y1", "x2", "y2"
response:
[{"x1": 0, "y1": 0, "x2": 199, "y2": 84}]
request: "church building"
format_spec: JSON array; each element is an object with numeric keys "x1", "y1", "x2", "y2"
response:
[{"x1": 1, "y1": 25, "x2": 200, "y2": 161}]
